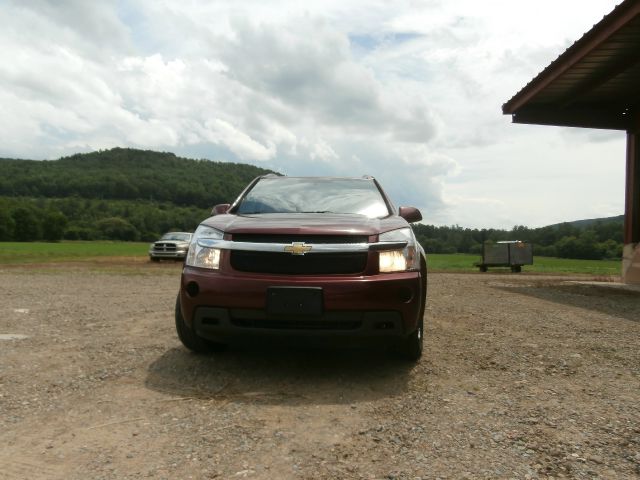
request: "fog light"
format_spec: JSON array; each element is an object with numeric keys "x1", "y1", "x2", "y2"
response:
[
  {"x1": 375, "y1": 321, "x2": 395, "y2": 330},
  {"x1": 186, "y1": 281, "x2": 200, "y2": 298},
  {"x1": 398, "y1": 287, "x2": 413, "y2": 303}
]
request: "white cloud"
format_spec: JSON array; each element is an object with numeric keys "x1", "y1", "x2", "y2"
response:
[
  {"x1": 216, "y1": 16, "x2": 437, "y2": 143},
  {"x1": 0, "y1": 0, "x2": 625, "y2": 228},
  {"x1": 203, "y1": 119, "x2": 276, "y2": 161},
  {"x1": 308, "y1": 139, "x2": 340, "y2": 164}
]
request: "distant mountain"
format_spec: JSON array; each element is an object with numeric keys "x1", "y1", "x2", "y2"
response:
[
  {"x1": 0, "y1": 147, "x2": 275, "y2": 208},
  {"x1": 549, "y1": 215, "x2": 624, "y2": 229},
  {"x1": 0, "y1": 147, "x2": 278, "y2": 241}
]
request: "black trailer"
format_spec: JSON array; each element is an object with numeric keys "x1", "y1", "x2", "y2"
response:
[{"x1": 476, "y1": 241, "x2": 533, "y2": 272}]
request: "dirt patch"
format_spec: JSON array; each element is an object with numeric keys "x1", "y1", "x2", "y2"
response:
[{"x1": 1, "y1": 265, "x2": 639, "y2": 479}]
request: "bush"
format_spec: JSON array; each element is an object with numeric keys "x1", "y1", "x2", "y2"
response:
[
  {"x1": 421, "y1": 238, "x2": 457, "y2": 254},
  {"x1": 468, "y1": 243, "x2": 483, "y2": 255},
  {"x1": 556, "y1": 234, "x2": 605, "y2": 260},
  {"x1": 64, "y1": 226, "x2": 97, "y2": 241},
  {"x1": 598, "y1": 239, "x2": 622, "y2": 259},
  {"x1": 42, "y1": 210, "x2": 68, "y2": 242},
  {"x1": 534, "y1": 244, "x2": 557, "y2": 257},
  {"x1": 12, "y1": 207, "x2": 42, "y2": 241},
  {"x1": 95, "y1": 217, "x2": 140, "y2": 241},
  {"x1": 0, "y1": 208, "x2": 15, "y2": 240}
]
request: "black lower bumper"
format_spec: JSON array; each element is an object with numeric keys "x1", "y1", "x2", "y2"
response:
[{"x1": 193, "y1": 306, "x2": 407, "y2": 344}]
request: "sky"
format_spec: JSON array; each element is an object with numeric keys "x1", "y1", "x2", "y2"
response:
[{"x1": 0, "y1": 0, "x2": 627, "y2": 229}]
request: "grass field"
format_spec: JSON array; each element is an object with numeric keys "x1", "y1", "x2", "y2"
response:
[
  {"x1": 0, "y1": 241, "x2": 149, "y2": 264},
  {"x1": 0, "y1": 242, "x2": 623, "y2": 276},
  {"x1": 428, "y1": 253, "x2": 621, "y2": 276}
]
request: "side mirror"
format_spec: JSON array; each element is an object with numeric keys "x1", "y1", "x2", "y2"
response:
[
  {"x1": 211, "y1": 203, "x2": 230, "y2": 216},
  {"x1": 398, "y1": 206, "x2": 422, "y2": 223}
]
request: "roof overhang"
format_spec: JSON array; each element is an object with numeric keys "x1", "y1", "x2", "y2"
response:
[{"x1": 503, "y1": 0, "x2": 640, "y2": 132}]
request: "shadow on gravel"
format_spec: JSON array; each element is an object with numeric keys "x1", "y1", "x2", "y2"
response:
[
  {"x1": 145, "y1": 344, "x2": 416, "y2": 405},
  {"x1": 494, "y1": 282, "x2": 640, "y2": 323}
]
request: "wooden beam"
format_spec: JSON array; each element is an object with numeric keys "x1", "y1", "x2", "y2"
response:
[
  {"x1": 511, "y1": 106, "x2": 630, "y2": 130},
  {"x1": 559, "y1": 52, "x2": 640, "y2": 108}
]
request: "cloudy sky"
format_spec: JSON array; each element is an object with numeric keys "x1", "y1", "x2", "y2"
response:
[{"x1": 0, "y1": 0, "x2": 626, "y2": 229}]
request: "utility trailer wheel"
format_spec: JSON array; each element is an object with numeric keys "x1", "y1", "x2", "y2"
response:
[{"x1": 511, "y1": 265, "x2": 522, "y2": 273}]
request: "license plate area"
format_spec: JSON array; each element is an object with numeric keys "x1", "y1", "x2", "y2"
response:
[{"x1": 267, "y1": 287, "x2": 323, "y2": 317}]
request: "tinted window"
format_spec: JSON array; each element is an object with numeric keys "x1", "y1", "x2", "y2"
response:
[{"x1": 235, "y1": 178, "x2": 390, "y2": 218}]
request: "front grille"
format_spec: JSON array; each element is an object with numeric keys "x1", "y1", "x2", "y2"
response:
[
  {"x1": 154, "y1": 242, "x2": 177, "y2": 252},
  {"x1": 230, "y1": 251, "x2": 367, "y2": 274},
  {"x1": 229, "y1": 234, "x2": 369, "y2": 274}
]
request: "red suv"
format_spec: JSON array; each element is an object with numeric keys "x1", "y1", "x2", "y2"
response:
[{"x1": 175, "y1": 175, "x2": 427, "y2": 359}]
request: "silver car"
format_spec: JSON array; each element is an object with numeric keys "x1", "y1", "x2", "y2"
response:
[{"x1": 149, "y1": 232, "x2": 193, "y2": 261}]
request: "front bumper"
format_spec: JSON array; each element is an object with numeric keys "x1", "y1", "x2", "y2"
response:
[
  {"x1": 179, "y1": 266, "x2": 423, "y2": 343},
  {"x1": 149, "y1": 250, "x2": 188, "y2": 259}
]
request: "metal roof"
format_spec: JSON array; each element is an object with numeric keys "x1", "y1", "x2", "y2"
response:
[{"x1": 503, "y1": 0, "x2": 640, "y2": 131}]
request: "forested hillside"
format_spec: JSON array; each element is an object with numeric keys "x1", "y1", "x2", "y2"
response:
[
  {"x1": 0, "y1": 148, "x2": 273, "y2": 241},
  {"x1": 0, "y1": 148, "x2": 271, "y2": 208}
]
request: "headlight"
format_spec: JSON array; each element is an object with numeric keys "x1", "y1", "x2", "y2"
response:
[
  {"x1": 378, "y1": 228, "x2": 420, "y2": 273},
  {"x1": 185, "y1": 225, "x2": 224, "y2": 269}
]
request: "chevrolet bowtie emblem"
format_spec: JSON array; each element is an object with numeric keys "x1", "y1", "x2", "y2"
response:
[{"x1": 284, "y1": 242, "x2": 312, "y2": 255}]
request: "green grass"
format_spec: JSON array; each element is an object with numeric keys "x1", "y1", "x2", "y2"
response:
[
  {"x1": 428, "y1": 253, "x2": 621, "y2": 276},
  {"x1": 524, "y1": 256, "x2": 621, "y2": 275},
  {"x1": 0, "y1": 241, "x2": 149, "y2": 264},
  {"x1": 427, "y1": 254, "x2": 480, "y2": 271}
]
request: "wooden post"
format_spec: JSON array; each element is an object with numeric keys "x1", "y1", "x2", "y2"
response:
[{"x1": 623, "y1": 126, "x2": 640, "y2": 283}]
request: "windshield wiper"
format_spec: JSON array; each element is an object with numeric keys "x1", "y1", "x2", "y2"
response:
[
  {"x1": 238, "y1": 210, "x2": 338, "y2": 215},
  {"x1": 296, "y1": 210, "x2": 336, "y2": 214}
]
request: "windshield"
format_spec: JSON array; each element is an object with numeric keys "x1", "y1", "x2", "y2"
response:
[
  {"x1": 161, "y1": 233, "x2": 191, "y2": 241},
  {"x1": 235, "y1": 177, "x2": 390, "y2": 218}
]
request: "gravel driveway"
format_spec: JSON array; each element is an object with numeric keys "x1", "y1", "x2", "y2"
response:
[{"x1": 1, "y1": 263, "x2": 639, "y2": 479}]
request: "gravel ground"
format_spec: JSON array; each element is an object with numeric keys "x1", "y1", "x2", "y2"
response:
[{"x1": 0, "y1": 263, "x2": 639, "y2": 479}]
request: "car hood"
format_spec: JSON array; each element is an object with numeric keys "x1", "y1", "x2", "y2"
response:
[
  {"x1": 201, "y1": 213, "x2": 409, "y2": 236},
  {"x1": 154, "y1": 240, "x2": 190, "y2": 245}
]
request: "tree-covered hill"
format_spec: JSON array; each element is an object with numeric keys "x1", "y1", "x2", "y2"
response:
[
  {"x1": 0, "y1": 147, "x2": 273, "y2": 208},
  {"x1": 552, "y1": 215, "x2": 624, "y2": 230},
  {"x1": 0, "y1": 148, "x2": 274, "y2": 242}
]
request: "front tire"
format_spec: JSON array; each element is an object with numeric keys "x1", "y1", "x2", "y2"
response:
[
  {"x1": 175, "y1": 296, "x2": 225, "y2": 353},
  {"x1": 400, "y1": 259, "x2": 426, "y2": 361}
]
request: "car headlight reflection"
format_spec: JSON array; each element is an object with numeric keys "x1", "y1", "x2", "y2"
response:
[
  {"x1": 378, "y1": 228, "x2": 420, "y2": 273},
  {"x1": 185, "y1": 226, "x2": 224, "y2": 269}
]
